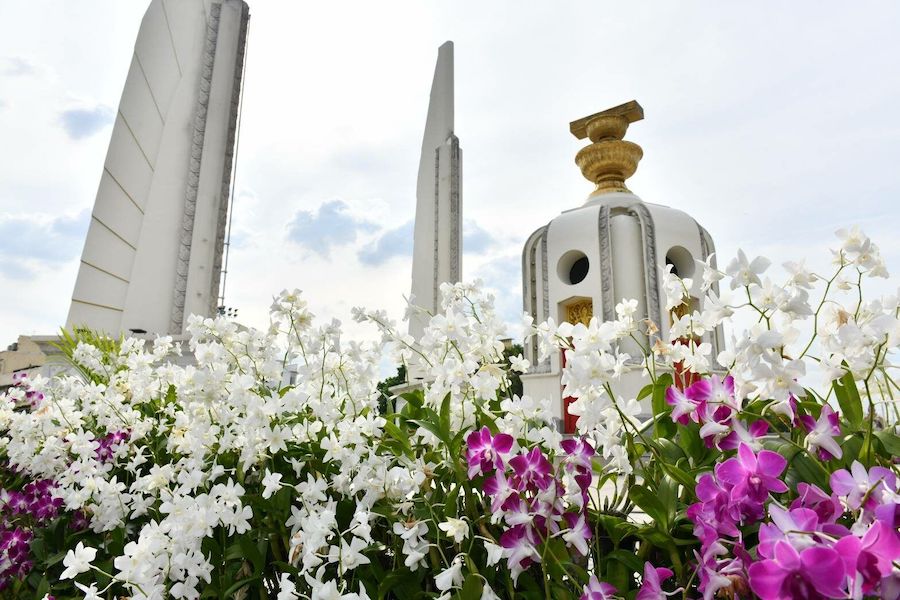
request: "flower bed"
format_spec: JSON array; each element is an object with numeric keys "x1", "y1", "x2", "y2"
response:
[{"x1": 0, "y1": 229, "x2": 897, "y2": 599}]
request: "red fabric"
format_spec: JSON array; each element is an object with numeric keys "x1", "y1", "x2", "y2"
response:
[
  {"x1": 560, "y1": 349, "x2": 579, "y2": 434},
  {"x1": 672, "y1": 337, "x2": 701, "y2": 390}
]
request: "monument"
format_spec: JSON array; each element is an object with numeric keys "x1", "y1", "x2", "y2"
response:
[
  {"x1": 407, "y1": 41, "x2": 462, "y2": 382},
  {"x1": 66, "y1": 0, "x2": 250, "y2": 336},
  {"x1": 520, "y1": 101, "x2": 724, "y2": 432}
]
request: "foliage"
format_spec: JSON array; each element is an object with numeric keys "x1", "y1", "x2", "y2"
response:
[{"x1": 0, "y1": 229, "x2": 897, "y2": 599}]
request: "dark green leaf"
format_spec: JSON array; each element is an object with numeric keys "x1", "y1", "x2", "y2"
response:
[
  {"x1": 606, "y1": 548, "x2": 644, "y2": 575},
  {"x1": 651, "y1": 375, "x2": 676, "y2": 439},
  {"x1": 440, "y1": 392, "x2": 452, "y2": 437},
  {"x1": 833, "y1": 371, "x2": 863, "y2": 429},
  {"x1": 410, "y1": 419, "x2": 450, "y2": 446},
  {"x1": 458, "y1": 574, "x2": 484, "y2": 600},
  {"x1": 874, "y1": 430, "x2": 900, "y2": 456},
  {"x1": 383, "y1": 420, "x2": 412, "y2": 455},
  {"x1": 629, "y1": 485, "x2": 669, "y2": 529},
  {"x1": 224, "y1": 574, "x2": 262, "y2": 598}
]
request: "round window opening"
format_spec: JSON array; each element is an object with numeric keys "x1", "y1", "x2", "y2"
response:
[
  {"x1": 665, "y1": 245, "x2": 695, "y2": 279},
  {"x1": 558, "y1": 250, "x2": 590, "y2": 285}
]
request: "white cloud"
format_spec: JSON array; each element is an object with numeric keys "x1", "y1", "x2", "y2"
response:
[
  {"x1": 286, "y1": 199, "x2": 378, "y2": 257},
  {"x1": 60, "y1": 105, "x2": 114, "y2": 140}
]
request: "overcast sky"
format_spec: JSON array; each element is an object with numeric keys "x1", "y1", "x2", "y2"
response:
[{"x1": 1, "y1": 1, "x2": 899, "y2": 348}]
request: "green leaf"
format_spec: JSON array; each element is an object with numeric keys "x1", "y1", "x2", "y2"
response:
[
  {"x1": 677, "y1": 421, "x2": 707, "y2": 466},
  {"x1": 377, "y1": 568, "x2": 420, "y2": 600},
  {"x1": 657, "y1": 475, "x2": 680, "y2": 525},
  {"x1": 833, "y1": 371, "x2": 863, "y2": 429},
  {"x1": 383, "y1": 420, "x2": 413, "y2": 455},
  {"x1": 777, "y1": 444, "x2": 829, "y2": 490},
  {"x1": 458, "y1": 574, "x2": 484, "y2": 600},
  {"x1": 665, "y1": 463, "x2": 697, "y2": 491},
  {"x1": 225, "y1": 535, "x2": 266, "y2": 576},
  {"x1": 450, "y1": 427, "x2": 471, "y2": 459},
  {"x1": 596, "y1": 514, "x2": 635, "y2": 547},
  {"x1": 224, "y1": 574, "x2": 262, "y2": 598},
  {"x1": 32, "y1": 576, "x2": 50, "y2": 600},
  {"x1": 629, "y1": 484, "x2": 669, "y2": 529},
  {"x1": 410, "y1": 418, "x2": 450, "y2": 446},
  {"x1": 874, "y1": 430, "x2": 900, "y2": 456},
  {"x1": 651, "y1": 375, "x2": 676, "y2": 439},
  {"x1": 654, "y1": 438, "x2": 687, "y2": 464},
  {"x1": 440, "y1": 392, "x2": 452, "y2": 437},
  {"x1": 603, "y1": 558, "x2": 631, "y2": 594},
  {"x1": 637, "y1": 383, "x2": 653, "y2": 401},
  {"x1": 606, "y1": 548, "x2": 644, "y2": 575}
]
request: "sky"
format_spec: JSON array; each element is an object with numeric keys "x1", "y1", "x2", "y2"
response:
[{"x1": 1, "y1": 1, "x2": 899, "y2": 350}]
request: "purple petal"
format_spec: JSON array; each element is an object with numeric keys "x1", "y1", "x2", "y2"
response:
[
  {"x1": 748, "y1": 560, "x2": 786, "y2": 600},
  {"x1": 716, "y1": 457, "x2": 746, "y2": 486},
  {"x1": 834, "y1": 534, "x2": 862, "y2": 576},
  {"x1": 493, "y1": 433, "x2": 513, "y2": 454},
  {"x1": 773, "y1": 540, "x2": 801, "y2": 570},
  {"x1": 799, "y1": 546, "x2": 846, "y2": 596},
  {"x1": 830, "y1": 469, "x2": 855, "y2": 495},
  {"x1": 686, "y1": 378, "x2": 712, "y2": 402},
  {"x1": 737, "y1": 443, "x2": 758, "y2": 470},
  {"x1": 749, "y1": 420, "x2": 769, "y2": 437},
  {"x1": 756, "y1": 449, "x2": 787, "y2": 478}
]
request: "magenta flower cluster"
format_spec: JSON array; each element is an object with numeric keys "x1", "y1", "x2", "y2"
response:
[
  {"x1": 578, "y1": 561, "x2": 678, "y2": 600},
  {"x1": 465, "y1": 427, "x2": 594, "y2": 580},
  {"x1": 666, "y1": 375, "x2": 775, "y2": 450},
  {"x1": 748, "y1": 466, "x2": 899, "y2": 600},
  {"x1": 685, "y1": 439, "x2": 900, "y2": 599},
  {"x1": 0, "y1": 479, "x2": 63, "y2": 587},
  {"x1": 686, "y1": 443, "x2": 788, "y2": 597},
  {"x1": 95, "y1": 429, "x2": 131, "y2": 463},
  {"x1": 10, "y1": 373, "x2": 44, "y2": 410}
]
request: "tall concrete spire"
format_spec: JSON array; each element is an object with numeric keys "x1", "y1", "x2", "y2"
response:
[
  {"x1": 408, "y1": 41, "x2": 462, "y2": 374},
  {"x1": 66, "y1": 0, "x2": 249, "y2": 336}
]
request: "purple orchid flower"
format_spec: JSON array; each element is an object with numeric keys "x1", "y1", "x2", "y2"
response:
[
  {"x1": 695, "y1": 540, "x2": 751, "y2": 600},
  {"x1": 699, "y1": 405, "x2": 736, "y2": 448},
  {"x1": 790, "y1": 482, "x2": 843, "y2": 525},
  {"x1": 500, "y1": 524, "x2": 540, "y2": 581},
  {"x1": 561, "y1": 437, "x2": 595, "y2": 493},
  {"x1": 0, "y1": 526, "x2": 34, "y2": 582},
  {"x1": 560, "y1": 437, "x2": 595, "y2": 472},
  {"x1": 508, "y1": 447, "x2": 553, "y2": 492},
  {"x1": 715, "y1": 443, "x2": 788, "y2": 504},
  {"x1": 830, "y1": 461, "x2": 897, "y2": 512},
  {"x1": 482, "y1": 470, "x2": 515, "y2": 513},
  {"x1": 68, "y1": 510, "x2": 90, "y2": 531},
  {"x1": 718, "y1": 419, "x2": 769, "y2": 451},
  {"x1": 757, "y1": 506, "x2": 832, "y2": 559},
  {"x1": 690, "y1": 473, "x2": 742, "y2": 538},
  {"x1": 465, "y1": 427, "x2": 514, "y2": 479},
  {"x1": 687, "y1": 374, "x2": 737, "y2": 413},
  {"x1": 636, "y1": 562, "x2": 676, "y2": 600},
  {"x1": 834, "y1": 520, "x2": 900, "y2": 596},
  {"x1": 874, "y1": 500, "x2": 898, "y2": 529},
  {"x1": 748, "y1": 540, "x2": 846, "y2": 599},
  {"x1": 580, "y1": 576, "x2": 617, "y2": 600},
  {"x1": 562, "y1": 511, "x2": 592, "y2": 556},
  {"x1": 665, "y1": 385, "x2": 700, "y2": 425},
  {"x1": 799, "y1": 404, "x2": 843, "y2": 460}
]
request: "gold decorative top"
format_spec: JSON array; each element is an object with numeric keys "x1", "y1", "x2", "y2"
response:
[
  {"x1": 565, "y1": 298, "x2": 593, "y2": 326},
  {"x1": 570, "y1": 100, "x2": 644, "y2": 196}
]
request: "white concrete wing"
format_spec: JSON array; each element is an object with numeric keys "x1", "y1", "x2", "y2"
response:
[
  {"x1": 67, "y1": 0, "x2": 249, "y2": 336},
  {"x1": 408, "y1": 41, "x2": 462, "y2": 378}
]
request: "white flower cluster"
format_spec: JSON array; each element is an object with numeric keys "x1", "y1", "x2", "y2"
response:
[
  {"x1": 361, "y1": 282, "x2": 556, "y2": 447},
  {"x1": 524, "y1": 228, "x2": 899, "y2": 473},
  {"x1": 0, "y1": 230, "x2": 896, "y2": 599}
]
